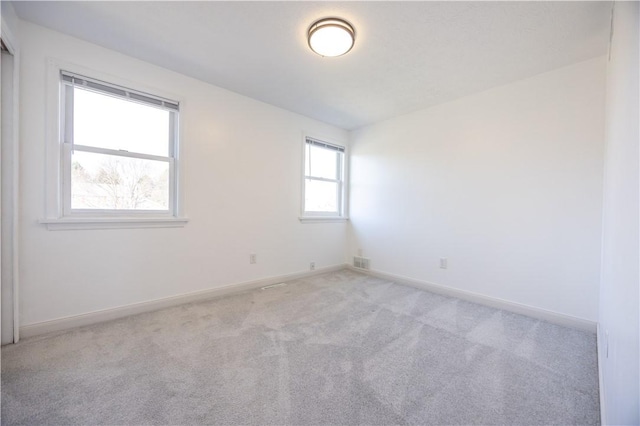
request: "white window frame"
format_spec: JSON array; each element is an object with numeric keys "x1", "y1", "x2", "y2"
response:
[
  {"x1": 41, "y1": 60, "x2": 188, "y2": 230},
  {"x1": 300, "y1": 135, "x2": 348, "y2": 222}
]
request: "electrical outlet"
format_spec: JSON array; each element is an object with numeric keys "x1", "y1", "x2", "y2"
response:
[
  {"x1": 310, "y1": 262, "x2": 315, "y2": 271},
  {"x1": 250, "y1": 254, "x2": 257, "y2": 264},
  {"x1": 439, "y1": 257, "x2": 448, "y2": 269}
]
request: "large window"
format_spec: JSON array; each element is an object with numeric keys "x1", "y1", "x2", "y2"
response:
[
  {"x1": 302, "y1": 137, "x2": 346, "y2": 219},
  {"x1": 60, "y1": 71, "x2": 179, "y2": 217}
]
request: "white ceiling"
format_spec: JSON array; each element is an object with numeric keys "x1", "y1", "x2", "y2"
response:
[{"x1": 13, "y1": 1, "x2": 611, "y2": 130}]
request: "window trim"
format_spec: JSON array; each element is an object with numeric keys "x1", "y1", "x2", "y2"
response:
[
  {"x1": 43, "y1": 59, "x2": 187, "y2": 230},
  {"x1": 299, "y1": 134, "x2": 349, "y2": 222}
]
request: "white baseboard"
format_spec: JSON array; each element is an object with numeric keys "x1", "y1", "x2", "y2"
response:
[
  {"x1": 20, "y1": 264, "x2": 597, "y2": 339},
  {"x1": 19, "y1": 264, "x2": 347, "y2": 339},
  {"x1": 596, "y1": 324, "x2": 607, "y2": 425},
  {"x1": 348, "y1": 266, "x2": 597, "y2": 333}
]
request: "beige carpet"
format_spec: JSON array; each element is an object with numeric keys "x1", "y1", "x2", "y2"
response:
[{"x1": 2, "y1": 269, "x2": 599, "y2": 425}]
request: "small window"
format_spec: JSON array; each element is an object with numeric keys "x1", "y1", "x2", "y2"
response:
[
  {"x1": 60, "y1": 71, "x2": 179, "y2": 216},
  {"x1": 302, "y1": 137, "x2": 346, "y2": 218}
]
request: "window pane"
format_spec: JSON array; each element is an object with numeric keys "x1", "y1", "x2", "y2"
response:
[
  {"x1": 71, "y1": 150, "x2": 169, "y2": 210},
  {"x1": 306, "y1": 144, "x2": 339, "y2": 179},
  {"x1": 305, "y1": 179, "x2": 338, "y2": 213},
  {"x1": 73, "y1": 87, "x2": 171, "y2": 157}
]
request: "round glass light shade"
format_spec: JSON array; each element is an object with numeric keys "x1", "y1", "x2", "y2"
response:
[{"x1": 308, "y1": 18, "x2": 355, "y2": 57}]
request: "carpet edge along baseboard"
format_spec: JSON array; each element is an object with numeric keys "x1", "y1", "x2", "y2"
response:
[
  {"x1": 19, "y1": 264, "x2": 347, "y2": 339},
  {"x1": 20, "y1": 264, "x2": 596, "y2": 339},
  {"x1": 347, "y1": 266, "x2": 597, "y2": 333}
]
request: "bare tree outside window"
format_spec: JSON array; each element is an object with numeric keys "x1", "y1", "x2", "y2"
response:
[{"x1": 71, "y1": 153, "x2": 169, "y2": 210}]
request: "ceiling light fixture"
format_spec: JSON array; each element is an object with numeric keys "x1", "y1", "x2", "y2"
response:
[{"x1": 308, "y1": 18, "x2": 355, "y2": 57}]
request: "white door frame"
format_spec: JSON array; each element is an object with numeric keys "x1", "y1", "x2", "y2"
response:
[{"x1": 1, "y1": 16, "x2": 20, "y2": 344}]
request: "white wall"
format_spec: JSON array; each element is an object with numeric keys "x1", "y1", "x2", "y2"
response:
[
  {"x1": 599, "y1": 2, "x2": 639, "y2": 424},
  {"x1": 349, "y1": 57, "x2": 606, "y2": 322},
  {"x1": 18, "y1": 21, "x2": 348, "y2": 327}
]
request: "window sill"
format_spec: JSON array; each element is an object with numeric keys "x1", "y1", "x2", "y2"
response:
[
  {"x1": 299, "y1": 216, "x2": 349, "y2": 223},
  {"x1": 39, "y1": 217, "x2": 189, "y2": 231}
]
